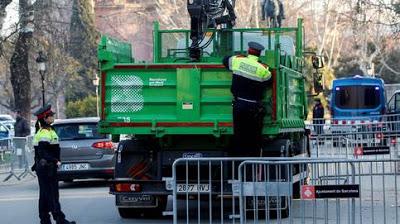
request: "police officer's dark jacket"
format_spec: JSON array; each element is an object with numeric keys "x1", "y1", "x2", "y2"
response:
[
  {"x1": 33, "y1": 127, "x2": 60, "y2": 164},
  {"x1": 223, "y1": 54, "x2": 272, "y2": 101}
]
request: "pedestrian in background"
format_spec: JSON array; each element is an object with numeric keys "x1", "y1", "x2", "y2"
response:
[
  {"x1": 312, "y1": 98, "x2": 325, "y2": 135},
  {"x1": 13, "y1": 109, "x2": 31, "y2": 169},
  {"x1": 14, "y1": 109, "x2": 31, "y2": 137},
  {"x1": 33, "y1": 105, "x2": 76, "y2": 224}
]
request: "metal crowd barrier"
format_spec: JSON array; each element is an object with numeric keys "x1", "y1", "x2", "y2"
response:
[
  {"x1": 308, "y1": 115, "x2": 400, "y2": 159},
  {"x1": 0, "y1": 136, "x2": 35, "y2": 182},
  {"x1": 168, "y1": 157, "x2": 400, "y2": 224},
  {"x1": 167, "y1": 157, "x2": 310, "y2": 224}
]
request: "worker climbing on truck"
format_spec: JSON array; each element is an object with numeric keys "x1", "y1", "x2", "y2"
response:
[{"x1": 222, "y1": 42, "x2": 272, "y2": 156}]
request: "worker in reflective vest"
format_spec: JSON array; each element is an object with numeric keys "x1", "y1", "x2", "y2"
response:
[
  {"x1": 223, "y1": 41, "x2": 272, "y2": 156},
  {"x1": 33, "y1": 105, "x2": 76, "y2": 224}
]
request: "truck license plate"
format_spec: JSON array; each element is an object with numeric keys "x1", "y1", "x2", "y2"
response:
[
  {"x1": 60, "y1": 163, "x2": 89, "y2": 171},
  {"x1": 177, "y1": 184, "x2": 210, "y2": 193},
  {"x1": 116, "y1": 195, "x2": 157, "y2": 207}
]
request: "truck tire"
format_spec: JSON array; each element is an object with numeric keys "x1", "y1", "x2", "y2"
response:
[{"x1": 118, "y1": 195, "x2": 167, "y2": 218}]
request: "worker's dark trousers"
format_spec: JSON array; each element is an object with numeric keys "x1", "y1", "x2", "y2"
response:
[
  {"x1": 232, "y1": 100, "x2": 266, "y2": 157},
  {"x1": 36, "y1": 162, "x2": 66, "y2": 224}
]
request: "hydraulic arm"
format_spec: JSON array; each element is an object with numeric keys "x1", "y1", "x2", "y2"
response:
[{"x1": 187, "y1": 0, "x2": 236, "y2": 61}]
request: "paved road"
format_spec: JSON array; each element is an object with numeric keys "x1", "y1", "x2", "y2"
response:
[{"x1": 0, "y1": 177, "x2": 171, "y2": 224}]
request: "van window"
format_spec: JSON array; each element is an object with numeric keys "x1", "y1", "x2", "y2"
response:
[{"x1": 335, "y1": 86, "x2": 381, "y2": 109}]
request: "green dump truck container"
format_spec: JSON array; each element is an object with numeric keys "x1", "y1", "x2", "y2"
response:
[{"x1": 100, "y1": 19, "x2": 310, "y2": 218}]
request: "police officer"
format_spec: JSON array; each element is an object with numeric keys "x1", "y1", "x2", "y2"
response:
[
  {"x1": 223, "y1": 42, "x2": 272, "y2": 156},
  {"x1": 312, "y1": 98, "x2": 325, "y2": 135},
  {"x1": 33, "y1": 105, "x2": 76, "y2": 224}
]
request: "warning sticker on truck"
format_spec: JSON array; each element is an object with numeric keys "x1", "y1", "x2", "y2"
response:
[
  {"x1": 182, "y1": 102, "x2": 193, "y2": 110},
  {"x1": 149, "y1": 78, "x2": 166, "y2": 86}
]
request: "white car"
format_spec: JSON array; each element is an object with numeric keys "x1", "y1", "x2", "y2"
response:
[{"x1": 0, "y1": 114, "x2": 15, "y2": 136}]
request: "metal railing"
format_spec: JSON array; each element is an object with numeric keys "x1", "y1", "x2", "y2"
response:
[
  {"x1": 308, "y1": 115, "x2": 400, "y2": 160},
  {"x1": 168, "y1": 157, "x2": 400, "y2": 224},
  {"x1": 0, "y1": 136, "x2": 35, "y2": 182}
]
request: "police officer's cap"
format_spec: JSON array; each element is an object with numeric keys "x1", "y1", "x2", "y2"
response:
[
  {"x1": 34, "y1": 104, "x2": 56, "y2": 119},
  {"x1": 248, "y1": 42, "x2": 265, "y2": 52}
]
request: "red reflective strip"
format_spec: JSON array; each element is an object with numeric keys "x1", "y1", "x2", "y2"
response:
[
  {"x1": 218, "y1": 122, "x2": 233, "y2": 127},
  {"x1": 157, "y1": 122, "x2": 214, "y2": 127},
  {"x1": 272, "y1": 69, "x2": 277, "y2": 121},
  {"x1": 101, "y1": 72, "x2": 106, "y2": 120},
  {"x1": 110, "y1": 122, "x2": 152, "y2": 127},
  {"x1": 114, "y1": 64, "x2": 225, "y2": 69}
]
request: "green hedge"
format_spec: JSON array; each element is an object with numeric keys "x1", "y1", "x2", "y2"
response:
[{"x1": 65, "y1": 95, "x2": 98, "y2": 118}]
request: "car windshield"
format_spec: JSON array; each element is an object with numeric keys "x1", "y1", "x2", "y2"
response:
[
  {"x1": 53, "y1": 123, "x2": 106, "y2": 141},
  {"x1": 335, "y1": 85, "x2": 381, "y2": 109},
  {"x1": 0, "y1": 117, "x2": 12, "y2": 121}
]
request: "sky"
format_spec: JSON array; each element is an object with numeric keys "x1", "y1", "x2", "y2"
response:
[{"x1": 1, "y1": 0, "x2": 19, "y2": 36}]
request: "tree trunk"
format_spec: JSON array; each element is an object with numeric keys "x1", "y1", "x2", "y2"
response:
[
  {"x1": 10, "y1": 33, "x2": 32, "y2": 119},
  {"x1": 10, "y1": 0, "x2": 32, "y2": 119}
]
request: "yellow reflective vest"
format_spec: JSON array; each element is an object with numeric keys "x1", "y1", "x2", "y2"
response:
[{"x1": 228, "y1": 54, "x2": 271, "y2": 82}]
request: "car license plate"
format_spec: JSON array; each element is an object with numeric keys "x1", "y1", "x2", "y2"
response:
[
  {"x1": 177, "y1": 184, "x2": 210, "y2": 193},
  {"x1": 61, "y1": 163, "x2": 89, "y2": 171}
]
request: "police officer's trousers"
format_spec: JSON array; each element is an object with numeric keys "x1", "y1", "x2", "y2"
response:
[
  {"x1": 36, "y1": 162, "x2": 66, "y2": 224},
  {"x1": 232, "y1": 99, "x2": 266, "y2": 156}
]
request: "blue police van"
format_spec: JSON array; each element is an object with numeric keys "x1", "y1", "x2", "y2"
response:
[{"x1": 330, "y1": 75, "x2": 386, "y2": 122}]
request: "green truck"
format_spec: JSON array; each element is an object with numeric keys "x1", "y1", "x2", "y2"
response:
[{"x1": 98, "y1": 18, "x2": 314, "y2": 218}]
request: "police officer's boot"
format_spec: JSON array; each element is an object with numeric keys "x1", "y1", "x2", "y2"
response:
[
  {"x1": 56, "y1": 218, "x2": 76, "y2": 224},
  {"x1": 40, "y1": 220, "x2": 51, "y2": 224},
  {"x1": 39, "y1": 213, "x2": 52, "y2": 224}
]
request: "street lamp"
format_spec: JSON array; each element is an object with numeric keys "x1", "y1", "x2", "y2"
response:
[
  {"x1": 93, "y1": 73, "x2": 100, "y2": 117},
  {"x1": 36, "y1": 51, "x2": 47, "y2": 107}
]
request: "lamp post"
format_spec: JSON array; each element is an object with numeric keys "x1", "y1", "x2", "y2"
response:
[
  {"x1": 93, "y1": 73, "x2": 100, "y2": 117},
  {"x1": 36, "y1": 51, "x2": 47, "y2": 107}
]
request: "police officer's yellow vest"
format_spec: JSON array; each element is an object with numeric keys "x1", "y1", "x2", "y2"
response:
[
  {"x1": 228, "y1": 55, "x2": 271, "y2": 82},
  {"x1": 33, "y1": 128, "x2": 59, "y2": 146}
]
